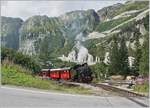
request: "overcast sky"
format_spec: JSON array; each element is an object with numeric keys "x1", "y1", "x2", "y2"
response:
[{"x1": 1, "y1": 1, "x2": 126, "y2": 20}]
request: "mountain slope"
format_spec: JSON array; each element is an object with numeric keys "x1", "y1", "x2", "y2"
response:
[
  {"x1": 19, "y1": 9, "x2": 99, "y2": 59},
  {"x1": 1, "y1": 16, "x2": 23, "y2": 49},
  {"x1": 84, "y1": 7, "x2": 149, "y2": 66}
]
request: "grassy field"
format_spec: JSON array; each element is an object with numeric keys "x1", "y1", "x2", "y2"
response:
[
  {"x1": 95, "y1": 16, "x2": 135, "y2": 32},
  {"x1": 132, "y1": 81, "x2": 149, "y2": 93},
  {"x1": 1, "y1": 61, "x2": 92, "y2": 94},
  {"x1": 112, "y1": 1, "x2": 149, "y2": 17}
]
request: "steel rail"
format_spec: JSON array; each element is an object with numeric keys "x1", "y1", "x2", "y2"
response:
[{"x1": 91, "y1": 83, "x2": 149, "y2": 98}]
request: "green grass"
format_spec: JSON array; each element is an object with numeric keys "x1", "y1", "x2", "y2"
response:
[
  {"x1": 96, "y1": 2, "x2": 149, "y2": 33},
  {"x1": 96, "y1": 16, "x2": 135, "y2": 32},
  {"x1": 1, "y1": 62, "x2": 92, "y2": 94},
  {"x1": 112, "y1": 1, "x2": 149, "y2": 17},
  {"x1": 132, "y1": 81, "x2": 149, "y2": 93}
]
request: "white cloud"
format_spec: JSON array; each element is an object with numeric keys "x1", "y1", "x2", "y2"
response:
[{"x1": 1, "y1": 1, "x2": 126, "y2": 20}]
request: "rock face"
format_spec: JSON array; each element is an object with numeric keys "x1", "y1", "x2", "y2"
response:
[
  {"x1": 19, "y1": 10, "x2": 99, "y2": 57},
  {"x1": 19, "y1": 15, "x2": 63, "y2": 55},
  {"x1": 59, "y1": 9, "x2": 99, "y2": 39},
  {"x1": 58, "y1": 32, "x2": 101, "y2": 65},
  {"x1": 97, "y1": 3, "x2": 123, "y2": 21},
  {"x1": 1, "y1": 16, "x2": 23, "y2": 49}
]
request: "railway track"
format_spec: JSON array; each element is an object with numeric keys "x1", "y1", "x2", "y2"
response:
[
  {"x1": 64, "y1": 81, "x2": 148, "y2": 98},
  {"x1": 63, "y1": 81, "x2": 149, "y2": 107},
  {"x1": 90, "y1": 83, "x2": 149, "y2": 107},
  {"x1": 91, "y1": 83, "x2": 149, "y2": 98}
]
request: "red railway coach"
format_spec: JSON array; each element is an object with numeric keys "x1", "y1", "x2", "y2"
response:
[{"x1": 39, "y1": 67, "x2": 71, "y2": 80}]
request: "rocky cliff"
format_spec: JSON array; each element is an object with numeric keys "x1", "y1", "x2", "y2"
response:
[
  {"x1": 19, "y1": 9, "x2": 99, "y2": 64},
  {"x1": 1, "y1": 16, "x2": 23, "y2": 49}
]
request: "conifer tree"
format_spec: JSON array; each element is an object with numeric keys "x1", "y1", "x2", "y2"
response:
[
  {"x1": 134, "y1": 30, "x2": 142, "y2": 73},
  {"x1": 109, "y1": 36, "x2": 120, "y2": 75},
  {"x1": 139, "y1": 34, "x2": 149, "y2": 76},
  {"x1": 119, "y1": 36, "x2": 129, "y2": 76}
]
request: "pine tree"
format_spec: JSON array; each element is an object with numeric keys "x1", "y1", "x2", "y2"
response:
[
  {"x1": 109, "y1": 36, "x2": 120, "y2": 75},
  {"x1": 134, "y1": 30, "x2": 142, "y2": 73},
  {"x1": 119, "y1": 36, "x2": 129, "y2": 76},
  {"x1": 139, "y1": 34, "x2": 149, "y2": 76}
]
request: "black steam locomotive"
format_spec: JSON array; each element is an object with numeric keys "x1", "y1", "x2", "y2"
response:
[{"x1": 71, "y1": 63, "x2": 93, "y2": 83}]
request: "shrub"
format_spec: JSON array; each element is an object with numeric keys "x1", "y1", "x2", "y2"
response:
[
  {"x1": 90, "y1": 63, "x2": 108, "y2": 80},
  {"x1": 1, "y1": 47, "x2": 41, "y2": 74}
]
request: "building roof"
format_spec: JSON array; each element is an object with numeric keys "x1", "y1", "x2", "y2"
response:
[{"x1": 41, "y1": 69, "x2": 50, "y2": 71}]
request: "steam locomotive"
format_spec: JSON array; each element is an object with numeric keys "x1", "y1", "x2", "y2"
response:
[
  {"x1": 71, "y1": 63, "x2": 93, "y2": 83},
  {"x1": 39, "y1": 63, "x2": 93, "y2": 83}
]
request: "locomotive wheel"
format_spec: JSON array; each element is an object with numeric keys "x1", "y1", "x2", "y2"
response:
[
  {"x1": 78, "y1": 76, "x2": 83, "y2": 82},
  {"x1": 82, "y1": 76, "x2": 93, "y2": 83}
]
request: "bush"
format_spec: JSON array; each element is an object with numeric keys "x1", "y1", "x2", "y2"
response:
[
  {"x1": 51, "y1": 59, "x2": 76, "y2": 68},
  {"x1": 1, "y1": 47, "x2": 41, "y2": 74},
  {"x1": 1, "y1": 47, "x2": 16, "y2": 60},
  {"x1": 90, "y1": 63, "x2": 108, "y2": 80}
]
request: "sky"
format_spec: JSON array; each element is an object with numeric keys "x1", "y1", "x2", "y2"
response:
[{"x1": 1, "y1": 1, "x2": 126, "y2": 20}]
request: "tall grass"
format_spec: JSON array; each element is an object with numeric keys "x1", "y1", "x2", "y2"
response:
[{"x1": 132, "y1": 81, "x2": 149, "y2": 93}]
